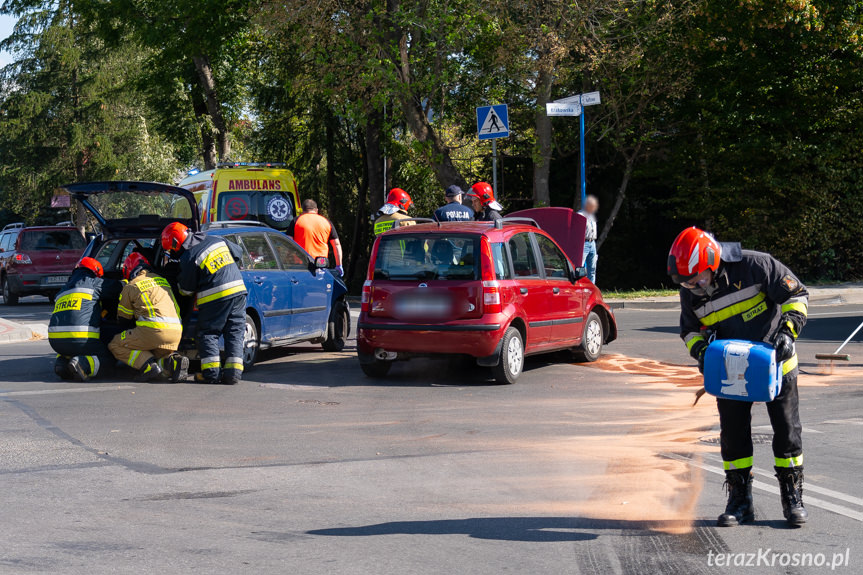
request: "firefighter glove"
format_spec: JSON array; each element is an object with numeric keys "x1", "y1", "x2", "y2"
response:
[
  {"x1": 772, "y1": 328, "x2": 795, "y2": 363},
  {"x1": 690, "y1": 339, "x2": 708, "y2": 374}
]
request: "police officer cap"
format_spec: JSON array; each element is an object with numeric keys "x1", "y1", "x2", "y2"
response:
[{"x1": 445, "y1": 185, "x2": 463, "y2": 198}]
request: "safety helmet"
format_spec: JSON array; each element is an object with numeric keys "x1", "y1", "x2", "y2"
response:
[
  {"x1": 386, "y1": 188, "x2": 413, "y2": 211},
  {"x1": 122, "y1": 252, "x2": 150, "y2": 280},
  {"x1": 667, "y1": 227, "x2": 722, "y2": 284},
  {"x1": 76, "y1": 257, "x2": 104, "y2": 278},
  {"x1": 467, "y1": 182, "x2": 495, "y2": 206},
  {"x1": 161, "y1": 221, "x2": 190, "y2": 252}
]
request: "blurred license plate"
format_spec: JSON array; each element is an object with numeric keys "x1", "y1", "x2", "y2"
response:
[
  {"x1": 395, "y1": 295, "x2": 452, "y2": 319},
  {"x1": 44, "y1": 276, "x2": 68, "y2": 285}
]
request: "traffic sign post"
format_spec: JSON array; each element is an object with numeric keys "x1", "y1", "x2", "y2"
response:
[
  {"x1": 546, "y1": 92, "x2": 600, "y2": 208},
  {"x1": 476, "y1": 104, "x2": 509, "y2": 198}
]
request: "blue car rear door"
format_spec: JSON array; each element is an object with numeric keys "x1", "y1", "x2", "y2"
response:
[
  {"x1": 235, "y1": 233, "x2": 293, "y2": 339},
  {"x1": 267, "y1": 232, "x2": 330, "y2": 338}
]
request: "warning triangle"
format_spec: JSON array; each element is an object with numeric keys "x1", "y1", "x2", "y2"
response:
[{"x1": 480, "y1": 108, "x2": 508, "y2": 135}]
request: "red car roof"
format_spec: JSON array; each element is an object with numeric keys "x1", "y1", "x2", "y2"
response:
[{"x1": 383, "y1": 221, "x2": 538, "y2": 238}]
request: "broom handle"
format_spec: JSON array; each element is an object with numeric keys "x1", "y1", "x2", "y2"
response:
[{"x1": 834, "y1": 320, "x2": 863, "y2": 355}]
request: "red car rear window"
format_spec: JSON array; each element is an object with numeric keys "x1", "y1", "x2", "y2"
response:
[
  {"x1": 374, "y1": 234, "x2": 478, "y2": 280},
  {"x1": 19, "y1": 230, "x2": 86, "y2": 251}
]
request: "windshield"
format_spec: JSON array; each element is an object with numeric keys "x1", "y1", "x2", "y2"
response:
[
  {"x1": 374, "y1": 234, "x2": 478, "y2": 280},
  {"x1": 87, "y1": 191, "x2": 193, "y2": 221},
  {"x1": 217, "y1": 191, "x2": 295, "y2": 230},
  {"x1": 19, "y1": 230, "x2": 86, "y2": 251}
]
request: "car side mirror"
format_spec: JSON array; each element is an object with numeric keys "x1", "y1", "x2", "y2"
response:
[
  {"x1": 314, "y1": 256, "x2": 329, "y2": 269},
  {"x1": 572, "y1": 266, "x2": 588, "y2": 281}
]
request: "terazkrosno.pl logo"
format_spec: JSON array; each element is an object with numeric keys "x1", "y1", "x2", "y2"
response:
[{"x1": 707, "y1": 548, "x2": 850, "y2": 570}]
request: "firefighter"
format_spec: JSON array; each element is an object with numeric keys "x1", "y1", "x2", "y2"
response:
[
  {"x1": 373, "y1": 188, "x2": 415, "y2": 236},
  {"x1": 668, "y1": 227, "x2": 809, "y2": 527},
  {"x1": 49, "y1": 257, "x2": 122, "y2": 382},
  {"x1": 161, "y1": 222, "x2": 247, "y2": 385},
  {"x1": 466, "y1": 182, "x2": 503, "y2": 222},
  {"x1": 108, "y1": 252, "x2": 186, "y2": 382}
]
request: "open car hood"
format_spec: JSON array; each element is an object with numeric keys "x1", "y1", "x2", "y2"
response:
[
  {"x1": 508, "y1": 207, "x2": 586, "y2": 266},
  {"x1": 59, "y1": 181, "x2": 200, "y2": 235}
]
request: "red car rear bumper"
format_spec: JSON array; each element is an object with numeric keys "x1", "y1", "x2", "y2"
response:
[{"x1": 357, "y1": 314, "x2": 506, "y2": 358}]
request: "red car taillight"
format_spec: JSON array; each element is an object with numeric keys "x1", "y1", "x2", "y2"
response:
[
  {"x1": 480, "y1": 238, "x2": 501, "y2": 314},
  {"x1": 13, "y1": 253, "x2": 32, "y2": 264},
  {"x1": 361, "y1": 280, "x2": 372, "y2": 312}
]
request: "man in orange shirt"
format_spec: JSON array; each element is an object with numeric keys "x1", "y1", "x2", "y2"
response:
[{"x1": 291, "y1": 199, "x2": 344, "y2": 276}]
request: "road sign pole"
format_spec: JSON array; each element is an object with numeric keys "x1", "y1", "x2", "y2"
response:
[
  {"x1": 579, "y1": 94, "x2": 586, "y2": 209},
  {"x1": 492, "y1": 138, "x2": 498, "y2": 198}
]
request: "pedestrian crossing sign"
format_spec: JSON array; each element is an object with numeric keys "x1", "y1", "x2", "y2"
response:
[{"x1": 476, "y1": 104, "x2": 509, "y2": 140}]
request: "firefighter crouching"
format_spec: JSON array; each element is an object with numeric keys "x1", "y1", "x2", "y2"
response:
[
  {"x1": 161, "y1": 222, "x2": 247, "y2": 385},
  {"x1": 668, "y1": 227, "x2": 808, "y2": 527},
  {"x1": 49, "y1": 257, "x2": 122, "y2": 382},
  {"x1": 109, "y1": 252, "x2": 187, "y2": 382}
]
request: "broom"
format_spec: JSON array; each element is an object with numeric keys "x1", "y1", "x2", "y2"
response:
[{"x1": 815, "y1": 319, "x2": 863, "y2": 361}]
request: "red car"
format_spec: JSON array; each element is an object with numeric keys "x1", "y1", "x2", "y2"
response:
[{"x1": 357, "y1": 209, "x2": 617, "y2": 383}]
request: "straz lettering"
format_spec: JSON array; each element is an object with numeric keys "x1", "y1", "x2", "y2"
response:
[
  {"x1": 227, "y1": 179, "x2": 282, "y2": 191},
  {"x1": 53, "y1": 292, "x2": 91, "y2": 313},
  {"x1": 201, "y1": 246, "x2": 233, "y2": 273},
  {"x1": 742, "y1": 301, "x2": 767, "y2": 322}
]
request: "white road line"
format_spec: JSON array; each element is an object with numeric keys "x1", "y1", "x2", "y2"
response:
[
  {"x1": 662, "y1": 452, "x2": 863, "y2": 522},
  {"x1": 808, "y1": 311, "x2": 863, "y2": 317},
  {"x1": 0, "y1": 386, "x2": 135, "y2": 397}
]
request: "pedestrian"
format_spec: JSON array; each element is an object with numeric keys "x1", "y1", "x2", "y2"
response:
[
  {"x1": 668, "y1": 227, "x2": 809, "y2": 527},
  {"x1": 49, "y1": 257, "x2": 123, "y2": 382},
  {"x1": 108, "y1": 252, "x2": 186, "y2": 382},
  {"x1": 292, "y1": 199, "x2": 344, "y2": 277},
  {"x1": 373, "y1": 188, "x2": 415, "y2": 236},
  {"x1": 578, "y1": 195, "x2": 599, "y2": 283},
  {"x1": 161, "y1": 221, "x2": 248, "y2": 385},
  {"x1": 466, "y1": 182, "x2": 503, "y2": 222},
  {"x1": 433, "y1": 185, "x2": 474, "y2": 222}
]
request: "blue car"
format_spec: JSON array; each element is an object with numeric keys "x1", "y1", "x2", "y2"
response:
[{"x1": 60, "y1": 181, "x2": 350, "y2": 369}]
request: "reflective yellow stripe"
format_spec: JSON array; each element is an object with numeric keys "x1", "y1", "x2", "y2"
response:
[
  {"x1": 117, "y1": 305, "x2": 133, "y2": 316},
  {"x1": 197, "y1": 284, "x2": 246, "y2": 305},
  {"x1": 685, "y1": 334, "x2": 705, "y2": 352},
  {"x1": 48, "y1": 332, "x2": 100, "y2": 339},
  {"x1": 775, "y1": 454, "x2": 803, "y2": 468},
  {"x1": 781, "y1": 301, "x2": 808, "y2": 316},
  {"x1": 224, "y1": 362, "x2": 244, "y2": 371},
  {"x1": 201, "y1": 361, "x2": 220, "y2": 370},
  {"x1": 85, "y1": 356, "x2": 95, "y2": 374},
  {"x1": 723, "y1": 456, "x2": 754, "y2": 470},
  {"x1": 128, "y1": 350, "x2": 140, "y2": 367},
  {"x1": 786, "y1": 320, "x2": 799, "y2": 339},
  {"x1": 782, "y1": 354, "x2": 798, "y2": 375},
  {"x1": 700, "y1": 292, "x2": 767, "y2": 327},
  {"x1": 135, "y1": 321, "x2": 183, "y2": 330}
]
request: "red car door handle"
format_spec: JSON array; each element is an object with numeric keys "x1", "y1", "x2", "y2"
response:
[
  {"x1": 552, "y1": 287, "x2": 560, "y2": 294},
  {"x1": 520, "y1": 287, "x2": 528, "y2": 295}
]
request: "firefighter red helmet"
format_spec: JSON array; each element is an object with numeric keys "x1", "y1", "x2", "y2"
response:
[
  {"x1": 161, "y1": 221, "x2": 190, "y2": 252},
  {"x1": 77, "y1": 257, "x2": 104, "y2": 278},
  {"x1": 122, "y1": 252, "x2": 150, "y2": 280},
  {"x1": 386, "y1": 188, "x2": 413, "y2": 211},
  {"x1": 667, "y1": 227, "x2": 722, "y2": 284},
  {"x1": 467, "y1": 182, "x2": 495, "y2": 206}
]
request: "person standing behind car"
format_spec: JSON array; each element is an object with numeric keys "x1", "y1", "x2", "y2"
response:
[
  {"x1": 466, "y1": 182, "x2": 503, "y2": 222},
  {"x1": 291, "y1": 199, "x2": 344, "y2": 277},
  {"x1": 374, "y1": 188, "x2": 415, "y2": 236},
  {"x1": 433, "y1": 185, "x2": 474, "y2": 222},
  {"x1": 161, "y1": 222, "x2": 248, "y2": 385},
  {"x1": 109, "y1": 252, "x2": 186, "y2": 382},
  {"x1": 578, "y1": 195, "x2": 599, "y2": 283},
  {"x1": 49, "y1": 257, "x2": 122, "y2": 382}
]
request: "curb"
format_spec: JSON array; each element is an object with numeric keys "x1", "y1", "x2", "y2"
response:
[{"x1": 0, "y1": 318, "x2": 36, "y2": 344}]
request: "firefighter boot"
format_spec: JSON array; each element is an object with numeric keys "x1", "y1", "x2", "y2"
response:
[
  {"x1": 134, "y1": 358, "x2": 163, "y2": 382},
  {"x1": 717, "y1": 468, "x2": 755, "y2": 527},
  {"x1": 157, "y1": 354, "x2": 189, "y2": 383},
  {"x1": 54, "y1": 356, "x2": 72, "y2": 380},
  {"x1": 68, "y1": 356, "x2": 100, "y2": 382},
  {"x1": 776, "y1": 467, "x2": 808, "y2": 526}
]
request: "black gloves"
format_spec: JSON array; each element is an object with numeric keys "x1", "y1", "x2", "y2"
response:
[
  {"x1": 772, "y1": 327, "x2": 795, "y2": 362},
  {"x1": 690, "y1": 339, "x2": 708, "y2": 374}
]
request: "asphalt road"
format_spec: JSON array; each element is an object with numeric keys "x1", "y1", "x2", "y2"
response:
[{"x1": 1, "y1": 299, "x2": 862, "y2": 574}]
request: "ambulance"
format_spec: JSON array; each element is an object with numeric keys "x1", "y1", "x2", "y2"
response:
[{"x1": 177, "y1": 163, "x2": 301, "y2": 231}]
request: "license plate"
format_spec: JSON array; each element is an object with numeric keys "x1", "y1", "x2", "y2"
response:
[
  {"x1": 44, "y1": 275, "x2": 68, "y2": 285},
  {"x1": 394, "y1": 294, "x2": 452, "y2": 319}
]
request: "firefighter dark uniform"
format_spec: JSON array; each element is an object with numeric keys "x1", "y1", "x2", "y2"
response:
[
  {"x1": 49, "y1": 265, "x2": 122, "y2": 381},
  {"x1": 678, "y1": 241, "x2": 809, "y2": 526},
  {"x1": 109, "y1": 263, "x2": 183, "y2": 381},
  {"x1": 176, "y1": 233, "x2": 247, "y2": 384}
]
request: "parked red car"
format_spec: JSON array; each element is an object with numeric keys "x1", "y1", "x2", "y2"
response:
[
  {"x1": 0, "y1": 224, "x2": 86, "y2": 305},
  {"x1": 357, "y1": 210, "x2": 617, "y2": 383}
]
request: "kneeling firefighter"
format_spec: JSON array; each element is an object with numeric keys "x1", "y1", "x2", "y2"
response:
[
  {"x1": 668, "y1": 227, "x2": 809, "y2": 527},
  {"x1": 161, "y1": 222, "x2": 247, "y2": 385},
  {"x1": 49, "y1": 257, "x2": 122, "y2": 382},
  {"x1": 109, "y1": 252, "x2": 187, "y2": 382}
]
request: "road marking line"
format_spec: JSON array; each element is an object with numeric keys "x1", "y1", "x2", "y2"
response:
[
  {"x1": 0, "y1": 386, "x2": 135, "y2": 397},
  {"x1": 662, "y1": 453, "x2": 863, "y2": 522}
]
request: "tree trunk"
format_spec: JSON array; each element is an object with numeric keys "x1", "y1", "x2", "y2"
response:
[
  {"x1": 325, "y1": 108, "x2": 337, "y2": 221},
  {"x1": 365, "y1": 106, "x2": 386, "y2": 210},
  {"x1": 191, "y1": 89, "x2": 218, "y2": 170},
  {"x1": 532, "y1": 68, "x2": 554, "y2": 207},
  {"x1": 385, "y1": 0, "x2": 468, "y2": 191},
  {"x1": 192, "y1": 55, "x2": 230, "y2": 163},
  {"x1": 596, "y1": 148, "x2": 639, "y2": 250}
]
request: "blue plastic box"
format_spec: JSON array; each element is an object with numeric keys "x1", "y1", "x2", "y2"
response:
[{"x1": 703, "y1": 339, "x2": 783, "y2": 402}]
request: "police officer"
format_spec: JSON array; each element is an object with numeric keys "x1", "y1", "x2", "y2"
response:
[
  {"x1": 466, "y1": 182, "x2": 503, "y2": 222},
  {"x1": 433, "y1": 185, "x2": 474, "y2": 222},
  {"x1": 373, "y1": 188, "x2": 415, "y2": 236},
  {"x1": 668, "y1": 227, "x2": 809, "y2": 527},
  {"x1": 49, "y1": 257, "x2": 122, "y2": 382},
  {"x1": 161, "y1": 222, "x2": 247, "y2": 385},
  {"x1": 109, "y1": 252, "x2": 186, "y2": 382}
]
